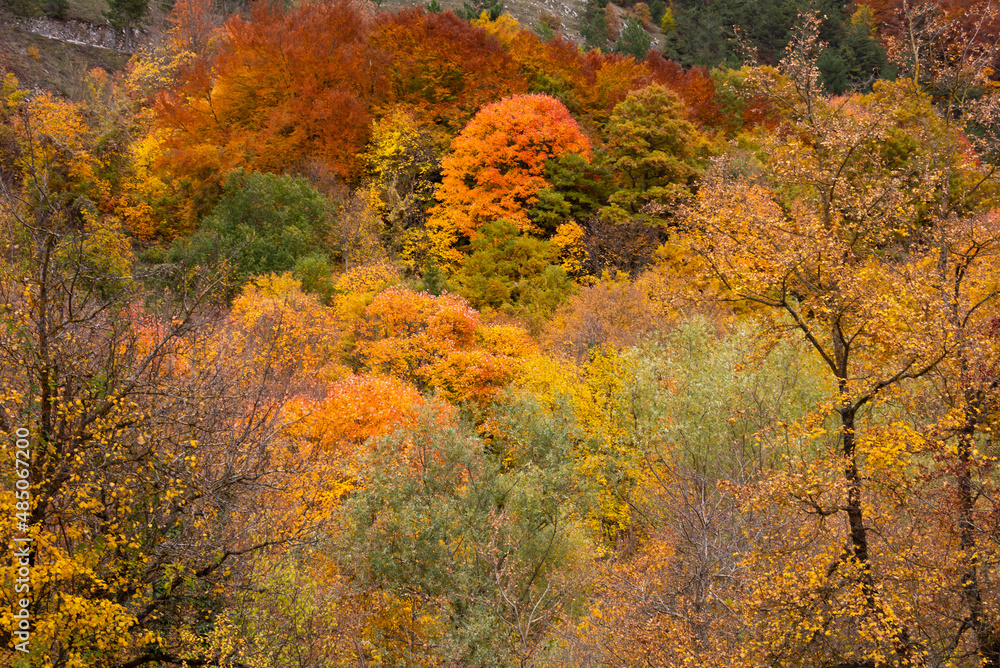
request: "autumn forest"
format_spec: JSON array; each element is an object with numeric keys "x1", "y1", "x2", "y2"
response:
[{"x1": 1, "y1": 0, "x2": 1000, "y2": 665}]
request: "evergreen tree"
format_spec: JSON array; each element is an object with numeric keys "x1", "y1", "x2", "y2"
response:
[
  {"x1": 456, "y1": 0, "x2": 503, "y2": 21},
  {"x1": 613, "y1": 18, "x2": 652, "y2": 59},
  {"x1": 105, "y1": 0, "x2": 149, "y2": 50},
  {"x1": 581, "y1": 0, "x2": 610, "y2": 50}
]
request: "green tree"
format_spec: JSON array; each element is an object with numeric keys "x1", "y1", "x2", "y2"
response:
[
  {"x1": 612, "y1": 19, "x2": 652, "y2": 59},
  {"x1": 175, "y1": 168, "x2": 331, "y2": 293},
  {"x1": 529, "y1": 152, "x2": 610, "y2": 232},
  {"x1": 452, "y1": 218, "x2": 576, "y2": 326},
  {"x1": 456, "y1": 0, "x2": 504, "y2": 21},
  {"x1": 340, "y1": 400, "x2": 590, "y2": 668},
  {"x1": 602, "y1": 84, "x2": 714, "y2": 220},
  {"x1": 105, "y1": 0, "x2": 149, "y2": 50},
  {"x1": 581, "y1": 0, "x2": 610, "y2": 51}
]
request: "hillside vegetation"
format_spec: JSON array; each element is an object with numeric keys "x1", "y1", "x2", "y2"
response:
[{"x1": 2, "y1": 0, "x2": 1000, "y2": 667}]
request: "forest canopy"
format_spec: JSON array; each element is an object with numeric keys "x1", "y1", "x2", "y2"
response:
[{"x1": 2, "y1": 0, "x2": 1000, "y2": 666}]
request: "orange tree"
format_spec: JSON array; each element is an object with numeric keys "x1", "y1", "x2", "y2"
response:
[
  {"x1": 369, "y1": 8, "x2": 526, "y2": 138},
  {"x1": 427, "y1": 94, "x2": 592, "y2": 267},
  {"x1": 352, "y1": 286, "x2": 535, "y2": 406},
  {"x1": 153, "y1": 0, "x2": 383, "y2": 227}
]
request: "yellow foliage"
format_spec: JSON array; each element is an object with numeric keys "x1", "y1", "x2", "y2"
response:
[
  {"x1": 231, "y1": 273, "x2": 346, "y2": 380},
  {"x1": 551, "y1": 221, "x2": 586, "y2": 276},
  {"x1": 471, "y1": 11, "x2": 522, "y2": 44},
  {"x1": 331, "y1": 261, "x2": 402, "y2": 322},
  {"x1": 79, "y1": 213, "x2": 136, "y2": 280}
]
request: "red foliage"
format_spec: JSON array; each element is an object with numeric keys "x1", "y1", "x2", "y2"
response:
[
  {"x1": 370, "y1": 8, "x2": 527, "y2": 136},
  {"x1": 644, "y1": 54, "x2": 725, "y2": 129},
  {"x1": 155, "y1": 0, "x2": 384, "y2": 220}
]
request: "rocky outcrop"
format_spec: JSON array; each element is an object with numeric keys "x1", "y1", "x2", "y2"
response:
[{"x1": 16, "y1": 17, "x2": 146, "y2": 53}]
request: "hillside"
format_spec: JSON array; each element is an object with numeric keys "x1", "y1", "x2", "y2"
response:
[
  {"x1": 0, "y1": 7, "x2": 131, "y2": 97},
  {"x1": 381, "y1": 0, "x2": 591, "y2": 44},
  {"x1": 2, "y1": 0, "x2": 1000, "y2": 667}
]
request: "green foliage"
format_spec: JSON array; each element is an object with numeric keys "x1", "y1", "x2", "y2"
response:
[
  {"x1": 818, "y1": 48, "x2": 848, "y2": 94},
  {"x1": 41, "y1": 0, "x2": 68, "y2": 18},
  {"x1": 452, "y1": 218, "x2": 575, "y2": 325},
  {"x1": 104, "y1": 0, "x2": 148, "y2": 30},
  {"x1": 612, "y1": 18, "x2": 651, "y2": 59},
  {"x1": 418, "y1": 258, "x2": 448, "y2": 296},
  {"x1": 339, "y1": 401, "x2": 589, "y2": 666},
  {"x1": 602, "y1": 84, "x2": 714, "y2": 220},
  {"x1": 5, "y1": 0, "x2": 40, "y2": 17},
  {"x1": 293, "y1": 252, "x2": 336, "y2": 303},
  {"x1": 426, "y1": 0, "x2": 442, "y2": 12},
  {"x1": 174, "y1": 169, "x2": 331, "y2": 292},
  {"x1": 456, "y1": 0, "x2": 503, "y2": 21},
  {"x1": 533, "y1": 19, "x2": 555, "y2": 41},
  {"x1": 530, "y1": 152, "x2": 610, "y2": 232},
  {"x1": 650, "y1": 0, "x2": 666, "y2": 26},
  {"x1": 661, "y1": 0, "x2": 847, "y2": 68},
  {"x1": 581, "y1": 0, "x2": 609, "y2": 51},
  {"x1": 654, "y1": 319, "x2": 833, "y2": 473},
  {"x1": 819, "y1": 9, "x2": 893, "y2": 93}
]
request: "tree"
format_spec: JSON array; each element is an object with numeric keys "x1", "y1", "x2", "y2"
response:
[
  {"x1": 581, "y1": 0, "x2": 610, "y2": 51},
  {"x1": 352, "y1": 287, "x2": 534, "y2": 405},
  {"x1": 602, "y1": 84, "x2": 714, "y2": 221},
  {"x1": 539, "y1": 272, "x2": 666, "y2": 363},
  {"x1": 229, "y1": 273, "x2": 344, "y2": 379},
  {"x1": 369, "y1": 8, "x2": 526, "y2": 138},
  {"x1": 613, "y1": 19, "x2": 652, "y2": 59},
  {"x1": 174, "y1": 168, "x2": 332, "y2": 293},
  {"x1": 153, "y1": 0, "x2": 383, "y2": 227},
  {"x1": 451, "y1": 218, "x2": 576, "y2": 326},
  {"x1": 105, "y1": 0, "x2": 149, "y2": 51},
  {"x1": 456, "y1": 0, "x2": 504, "y2": 21},
  {"x1": 685, "y1": 12, "x2": 1000, "y2": 665},
  {"x1": 529, "y1": 152, "x2": 611, "y2": 233},
  {"x1": 339, "y1": 399, "x2": 590, "y2": 667},
  {"x1": 427, "y1": 94, "x2": 592, "y2": 267},
  {"x1": 549, "y1": 319, "x2": 830, "y2": 668},
  {"x1": 361, "y1": 108, "x2": 441, "y2": 266},
  {"x1": 0, "y1": 90, "x2": 309, "y2": 667}
]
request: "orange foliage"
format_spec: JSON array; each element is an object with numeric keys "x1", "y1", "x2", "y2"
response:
[
  {"x1": 644, "y1": 54, "x2": 726, "y2": 130},
  {"x1": 154, "y1": 0, "x2": 383, "y2": 222},
  {"x1": 427, "y1": 94, "x2": 591, "y2": 265},
  {"x1": 167, "y1": 0, "x2": 220, "y2": 53},
  {"x1": 283, "y1": 374, "x2": 424, "y2": 455},
  {"x1": 150, "y1": 2, "x2": 732, "y2": 230},
  {"x1": 472, "y1": 14, "x2": 593, "y2": 114},
  {"x1": 856, "y1": 0, "x2": 994, "y2": 31},
  {"x1": 588, "y1": 53, "x2": 652, "y2": 126},
  {"x1": 353, "y1": 287, "x2": 534, "y2": 404}
]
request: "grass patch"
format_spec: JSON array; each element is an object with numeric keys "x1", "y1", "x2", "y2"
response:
[
  {"x1": 0, "y1": 11, "x2": 131, "y2": 99},
  {"x1": 65, "y1": 0, "x2": 110, "y2": 24}
]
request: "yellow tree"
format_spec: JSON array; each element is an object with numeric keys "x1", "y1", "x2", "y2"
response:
[
  {"x1": 686, "y1": 12, "x2": 1000, "y2": 665},
  {"x1": 0, "y1": 81, "x2": 311, "y2": 668}
]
